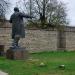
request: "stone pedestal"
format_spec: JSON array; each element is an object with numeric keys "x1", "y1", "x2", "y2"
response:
[{"x1": 6, "y1": 47, "x2": 29, "y2": 60}]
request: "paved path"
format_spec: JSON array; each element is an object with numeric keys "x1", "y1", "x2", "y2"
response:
[{"x1": 0, "y1": 71, "x2": 8, "y2": 75}]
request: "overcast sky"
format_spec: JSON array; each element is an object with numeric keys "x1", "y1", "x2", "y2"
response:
[
  {"x1": 6, "y1": 0, "x2": 75, "y2": 26},
  {"x1": 62, "y1": 0, "x2": 75, "y2": 26}
]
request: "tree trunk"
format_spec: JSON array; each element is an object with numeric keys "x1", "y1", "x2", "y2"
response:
[
  {"x1": 42, "y1": 0, "x2": 46, "y2": 21},
  {"x1": 30, "y1": 0, "x2": 32, "y2": 16}
]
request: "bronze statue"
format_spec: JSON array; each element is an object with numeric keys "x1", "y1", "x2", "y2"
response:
[{"x1": 10, "y1": 7, "x2": 33, "y2": 48}]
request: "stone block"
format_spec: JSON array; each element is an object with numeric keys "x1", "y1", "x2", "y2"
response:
[
  {"x1": 0, "y1": 45, "x2": 4, "y2": 56},
  {"x1": 6, "y1": 47, "x2": 29, "y2": 60}
]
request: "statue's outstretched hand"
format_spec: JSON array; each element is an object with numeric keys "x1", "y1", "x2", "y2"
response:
[{"x1": 30, "y1": 16, "x2": 35, "y2": 19}]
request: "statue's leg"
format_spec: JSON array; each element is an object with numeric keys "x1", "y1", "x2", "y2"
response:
[
  {"x1": 12, "y1": 35, "x2": 20, "y2": 47},
  {"x1": 15, "y1": 35, "x2": 20, "y2": 46}
]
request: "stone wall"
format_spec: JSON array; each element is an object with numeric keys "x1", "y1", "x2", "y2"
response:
[
  {"x1": 66, "y1": 31, "x2": 75, "y2": 51},
  {"x1": 0, "y1": 27, "x2": 75, "y2": 52},
  {"x1": 0, "y1": 28, "x2": 58, "y2": 52}
]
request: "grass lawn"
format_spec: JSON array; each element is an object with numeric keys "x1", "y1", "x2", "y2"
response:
[{"x1": 0, "y1": 51, "x2": 75, "y2": 75}]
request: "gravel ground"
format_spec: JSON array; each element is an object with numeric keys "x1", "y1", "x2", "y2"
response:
[{"x1": 0, "y1": 71, "x2": 8, "y2": 75}]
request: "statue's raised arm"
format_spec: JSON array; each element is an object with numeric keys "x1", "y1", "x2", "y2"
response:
[{"x1": 19, "y1": 12, "x2": 34, "y2": 19}]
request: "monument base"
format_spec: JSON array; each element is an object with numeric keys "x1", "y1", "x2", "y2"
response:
[{"x1": 6, "y1": 47, "x2": 29, "y2": 60}]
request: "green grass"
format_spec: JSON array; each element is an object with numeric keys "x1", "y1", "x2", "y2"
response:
[{"x1": 0, "y1": 51, "x2": 75, "y2": 75}]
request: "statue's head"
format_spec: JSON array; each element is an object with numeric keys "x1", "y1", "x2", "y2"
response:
[{"x1": 14, "y1": 7, "x2": 19, "y2": 12}]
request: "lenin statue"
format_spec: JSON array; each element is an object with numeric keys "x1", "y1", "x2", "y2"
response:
[{"x1": 9, "y1": 7, "x2": 33, "y2": 48}]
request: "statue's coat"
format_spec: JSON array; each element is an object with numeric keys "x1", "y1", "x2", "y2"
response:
[{"x1": 10, "y1": 12, "x2": 31, "y2": 39}]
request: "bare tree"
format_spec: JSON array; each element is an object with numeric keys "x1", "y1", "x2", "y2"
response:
[
  {"x1": 0, "y1": 0, "x2": 10, "y2": 26},
  {"x1": 17, "y1": 0, "x2": 68, "y2": 28},
  {"x1": 0, "y1": 0, "x2": 9, "y2": 18}
]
